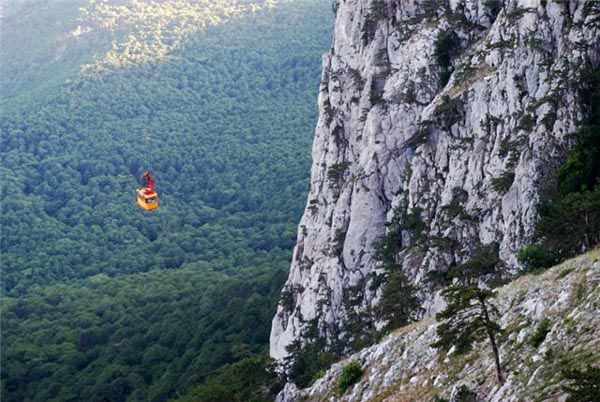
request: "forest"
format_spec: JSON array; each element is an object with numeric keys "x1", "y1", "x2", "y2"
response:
[{"x1": 0, "y1": 0, "x2": 332, "y2": 400}]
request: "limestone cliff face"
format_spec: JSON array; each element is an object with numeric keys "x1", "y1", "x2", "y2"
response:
[{"x1": 270, "y1": 0, "x2": 600, "y2": 361}]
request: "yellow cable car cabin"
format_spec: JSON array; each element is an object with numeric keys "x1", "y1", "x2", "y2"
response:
[{"x1": 137, "y1": 171, "x2": 159, "y2": 211}]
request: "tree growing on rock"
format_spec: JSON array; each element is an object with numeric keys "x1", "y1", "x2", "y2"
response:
[
  {"x1": 371, "y1": 206, "x2": 424, "y2": 333},
  {"x1": 434, "y1": 284, "x2": 503, "y2": 383},
  {"x1": 433, "y1": 244, "x2": 504, "y2": 384}
]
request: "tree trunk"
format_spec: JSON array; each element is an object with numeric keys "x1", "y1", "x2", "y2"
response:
[{"x1": 479, "y1": 296, "x2": 503, "y2": 384}]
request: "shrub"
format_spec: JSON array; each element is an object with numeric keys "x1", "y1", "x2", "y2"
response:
[
  {"x1": 338, "y1": 361, "x2": 362, "y2": 395},
  {"x1": 562, "y1": 365, "x2": 600, "y2": 402},
  {"x1": 285, "y1": 339, "x2": 338, "y2": 389},
  {"x1": 434, "y1": 31, "x2": 460, "y2": 87},
  {"x1": 515, "y1": 113, "x2": 536, "y2": 132},
  {"x1": 491, "y1": 170, "x2": 515, "y2": 192},
  {"x1": 535, "y1": 189, "x2": 600, "y2": 259},
  {"x1": 327, "y1": 162, "x2": 351, "y2": 184},
  {"x1": 529, "y1": 317, "x2": 551, "y2": 348},
  {"x1": 505, "y1": 7, "x2": 530, "y2": 22},
  {"x1": 455, "y1": 385, "x2": 477, "y2": 402},
  {"x1": 483, "y1": 0, "x2": 502, "y2": 20},
  {"x1": 517, "y1": 244, "x2": 558, "y2": 272},
  {"x1": 374, "y1": 270, "x2": 421, "y2": 331}
]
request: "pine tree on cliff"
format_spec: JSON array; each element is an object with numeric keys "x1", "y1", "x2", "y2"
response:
[{"x1": 433, "y1": 244, "x2": 504, "y2": 384}]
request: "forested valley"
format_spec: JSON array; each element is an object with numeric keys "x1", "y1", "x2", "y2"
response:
[{"x1": 0, "y1": 1, "x2": 332, "y2": 400}]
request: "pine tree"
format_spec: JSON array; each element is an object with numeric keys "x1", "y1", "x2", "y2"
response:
[
  {"x1": 434, "y1": 284, "x2": 503, "y2": 383},
  {"x1": 374, "y1": 269, "x2": 421, "y2": 332},
  {"x1": 433, "y1": 243, "x2": 504, "y2": 384}
]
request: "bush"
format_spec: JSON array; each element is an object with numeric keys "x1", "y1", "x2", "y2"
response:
[
  {"x1": 434, "y1": 31, "x2": 460, "y2": 87},
  {"x1": 483, "y1": 0, "x2": 502, "y2": 20},
  {"x1": 491, "y1": 170, "x2": 515, "y2": 192},
  {"x1": 562, "y1": 365, "x2": 600, "y2": 402},
  {"x1": 338, "y1": 361, "x2": 362, "y2": 395},
  {"x1": 517, "y1": 244, "x2": 558, "y2": 272},
  {"x1": 529, "y1": 317, "x2": 551, "y2": 348},
  {"x1": 455, "y1": 385, "x2": 477, "y2": 402}
]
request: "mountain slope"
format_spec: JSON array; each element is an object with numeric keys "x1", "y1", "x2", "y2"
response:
[
  {"x1": 270, "y1": 0, "x2": 600, "y2": 363},
  {"x1": 278, "y1": 248, "x2": 600, "y2": 401}
]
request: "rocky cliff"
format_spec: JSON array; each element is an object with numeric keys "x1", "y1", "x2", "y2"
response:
[
  {"x1": 270, "y1": 0, "x2": 600, "y2": 362},
  {"x1": 278, "y1": 248, "x2": 600, "y2": 401}
]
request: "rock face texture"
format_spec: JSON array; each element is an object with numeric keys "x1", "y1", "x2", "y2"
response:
[
  {"x1": 277, "y1": 249, "x2": 600, "y2": 401},
  {"x1": 270, "y1": 0, "x2": 600, "y2": 361}
]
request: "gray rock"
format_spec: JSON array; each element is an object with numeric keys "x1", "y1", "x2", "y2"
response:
[{"x1": 270, "y1": 0, "x2": 600, "y2": 365}]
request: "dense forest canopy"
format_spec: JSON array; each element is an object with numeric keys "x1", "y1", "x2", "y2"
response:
[{"x1": 0, "y1": 0, "x2": 332, "y2": 400}]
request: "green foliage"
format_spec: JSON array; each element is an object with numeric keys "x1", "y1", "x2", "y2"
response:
[
  {"x1": 332, "y1": 229, "x2": 347, "y2": 258},
  {"x1": 433, "y1": 95, "x2": 465, "y2": 129},
  {"x1": 285, "y1": 339, "x2": 338, "y2": 389},
  {"x1": 448, "y1": 243, "x2": 503, "y2": 283},
  {"x1": 1, "y1": 267, "x2": 288, "y2": 402},
  {"x1": 440, "y1": 187, "x2": 469, "y2": 221},
  {"x1": 517, "y1": 245, "x2": 558, "y2": 273},
  {"x1": 535, "y1": 188, "x2": 600, "y2": 259},
  {"x1": 558, "y1": 140, "x2": 600, "y2": 195},
  {"x1": 491, "y1": 170, "x2": 515, "y2": 192},
  {"x1": 434, "y1": 244, "x2": 504, "y2": 383},
  {"x1": 0, "y1": 1, "x2": 332, "y2": 401},
  {"x1": 434, "y1": 285, "x2": 500, "y2": 355},
  {"x1": 515, "y1": 114, "x2": 536, "y2": 132},
  {"x1": 562, "y1": 365, "x2": 600, "y2": 402},
  {"x1": 483, "y1": 0, "x2": 502, "y2": 21},
  {"x1": 279, "y1": 287, "x2": 297, "y2": 313},
  {"x1": 327, "y1": 162, "x2": 352, "y2": 184},
  {"x1": 338, "y1": 361, "x2": 362, "y2": 395},
  {"x1": 434, "y1": 31, "x2": 460, "y2": 87},
  {"x1": 498, "y1": 137, "x2": 524, "y2": 165},
  {"x1": 505, "y1": 7, "x2": 530, "y2": 22},
  {"x1": 173, "y1": 355, "x2": 283, "y2": 402},
  {"x1": 529, "y1": 317, "x2": 551, "y2": 348},
  {"x1": 556, "y1": 67, "x2": 600, "y2": 195},
  {"x1": 372, "y1": 206, "x2": 423, "y2": 332},
  {"x1": 374, "y1": 270, "x2": 422, "y2": 332},
  {"x1": 327, "y1": 161, "x2": 352, "y2": 200},
  {"x1": 1, "y1": 0, "x2": 331, "y2": 294},
  {"x1": 0, "y1": 0, "x2": 105, "y2": 100},
  {"x1": 455, "y1": 385, "x2": 477, "y2": 402},
  {"x1": 361, "y1": 0, "x2": 386, "y2": 44}
]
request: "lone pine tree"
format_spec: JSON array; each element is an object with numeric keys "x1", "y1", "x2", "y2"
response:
[{"x1": 433, "y1": 244, "x2": 504, "y2": 384}]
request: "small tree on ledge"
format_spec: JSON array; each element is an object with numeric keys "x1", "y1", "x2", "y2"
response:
[
  {"x1": 433, "y1": 243, "x2": 505, "y2": 384},
  {"x1": 433, "y1": 284, "x2": 503, "y2": 384}
]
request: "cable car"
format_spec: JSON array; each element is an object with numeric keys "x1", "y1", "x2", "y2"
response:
[{"x1": 137, "y1": 171, "x2": 159, "y2": 211}]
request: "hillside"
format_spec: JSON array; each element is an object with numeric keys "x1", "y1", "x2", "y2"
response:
[
  {"x1": 0, "y1": 1, "x2": 332, "y2": 401},
  {"x1": 278, "y1": 248, "x2": 600, "y2": 401}
]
